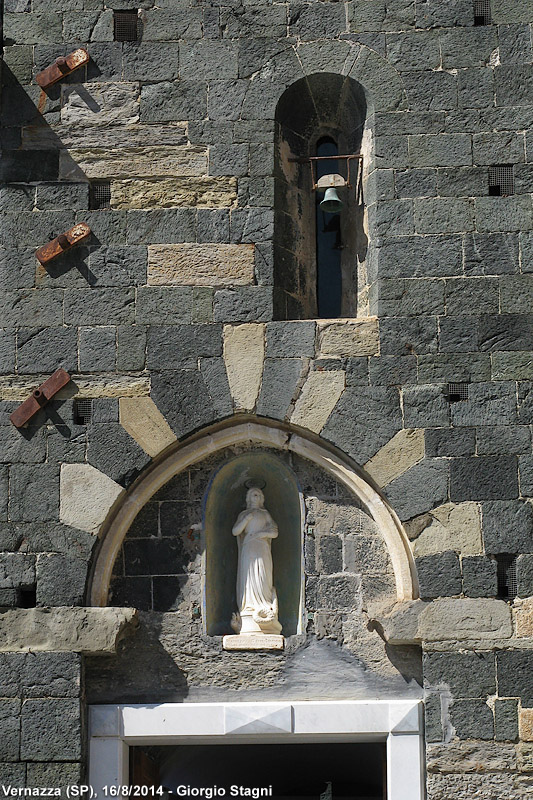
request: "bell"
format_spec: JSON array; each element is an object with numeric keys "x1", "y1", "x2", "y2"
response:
[{"x1": 319, "y1": 186, "x2": 343, "y2": 214}]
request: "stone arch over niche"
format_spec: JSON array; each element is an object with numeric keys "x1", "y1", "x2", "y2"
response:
[
  {"x1": 88, "y1": 418, "x2": 418, "y2": 607},
  {"x1": 205, "y1": 451, "x2": 304, "y2": 636}
]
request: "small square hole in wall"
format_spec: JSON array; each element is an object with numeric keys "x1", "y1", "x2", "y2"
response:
[
  {"x1": 18, "y1": 586, "x2": 37, "y2": 608},
  {"x1": 473, "y1": 0, "x2": 491, "y2": 25},
  {"x1": 444, "y1": 382, "x2": 469, "y2": 402},
  {"x1": 113, "y1": 10, "x2": 140, "y2": 42},
  {"x1": 74, "y1": 398, "x2": 93, "y2": 425},
  {"x1": 89, "y1": 181, "x2": 111, "y2": 210},
  {"x1": 497, "y1": 554, "x2": 517, "y2": 601},
  {"x1": 488, "y1": 165, "x2": 514, "y2": 197}
]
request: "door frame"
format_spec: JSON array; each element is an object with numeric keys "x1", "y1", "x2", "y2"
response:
[{"x1": 88, "y1": 699, "x2": 425, "y2": 800}]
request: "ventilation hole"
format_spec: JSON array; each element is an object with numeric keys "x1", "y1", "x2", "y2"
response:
[
  {"x1": 497, "y1": 554, "x2": 517, "y2": 601},
  {"x1": 473, "y1": 0, "x2": 491, "y2": 25},
  {"x1": 89, "y1": 181, "x2": 111, "y2": 210},
  {"x1": 18, "y1": 586, "x2": 37, "y2": 608},
  {"x1": 444, "y1": 382, "x2": 469, "y2": 402},
  {"x1": 74, "y1": 398, "x2": 92, "y2": 425},
  {"x1": 113, "y1": 10, "x2": 140, "y2": 42},
  {"x1": 488, "y1": 165, "x2": 514, "y2": 197}
]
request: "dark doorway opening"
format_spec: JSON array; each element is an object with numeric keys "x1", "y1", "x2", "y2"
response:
[{"x1": 131, "y1": 742, "x2": 386, "y2": 800}]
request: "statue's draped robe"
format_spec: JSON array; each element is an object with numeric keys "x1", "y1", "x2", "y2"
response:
[{"x1": 234, "y1": 508, "x2": 278, "y2": 622}]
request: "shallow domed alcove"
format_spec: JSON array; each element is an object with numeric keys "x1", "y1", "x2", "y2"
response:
[{"x1": 204, "y1": 451, "x2": 304, "y2": 636}]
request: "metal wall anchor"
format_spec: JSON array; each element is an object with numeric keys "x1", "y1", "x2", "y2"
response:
[
  {"x1": 10, "y1": 369, "x2": 72, "y2": 428},
  {"x1": 35, "y1": 222, "x2": 91, "y2": 265},
  {"x1": 36, "y1": 49, "x2": 89, "y2": 90}
]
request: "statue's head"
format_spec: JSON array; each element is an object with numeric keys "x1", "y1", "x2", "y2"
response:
[{"x1": 246, "y1": 487, "x2": 264, "y2": 509}]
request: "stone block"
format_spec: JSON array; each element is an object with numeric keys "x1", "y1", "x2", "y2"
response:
[
  {"x1": 88, "y1": 422, "x2": 150, "y2": 486},
  {"x1": 136, "y1": 287, "x2": 193, "y2": 324},
  {"x1": 427, "y1": 772, "x2": 525, "y2": 799},
  {"x1": 64, "y1": 289, "x2": 135, "y2": 326},
  {"x1": 477, "y1": 425, "x2": 531, "y2": 456},
  {"x1": 321, "y1": 386, "x2": 402, "y2": 465},
  {"x1": 265, "y1": 322, "x2": 316, "y2": 358},
  {"x1": 426, "y1": 740, "x2": 517, "y2": 774},
  {"x1": 140, "y1": 81, "x2": 207, "y2": 123},
  {"x1": 197, "y1": 210, "x2": 230, "y2": 244},
  {"x1": 364, "y1": 428, "x2": 425, "y2": 488},
  {"x1": 209, "y1": 144, "x2": 249, "y2": 177},
  {"x1": 214, "y1": 287, "x2": 272, "y2": 323},
  {"x1": 520, "y1": 710, "x2": 533, "y2": 742},
  {"x1": 147, "y1": 325, "x2": 222, "y2": 370},
  {"x1": 112, "y1": 178, "x2": 236, "y2": 210},
  {"x1": 440, "y1": 27, "x2": 497, "y2": 68},
  {"x1": 26, "y1": 763, "x2": 83, "y2": 790},
  {"x1": 61, "y1": 82, "x2": 140, "y2": 127},
  {"x1": 368, "y1": 355, "x2": 418, "y2": 385},
  {"x1": 181, "y1": 40, "x2": 238, "y2": 80},
  {"x1": 420, "y1": 598, "x2": 513, "y2": 642},
  {"x1": 437, "y1": 166, "x2": 488, "y2": 196},
  {"x1": 373, "y1": 135, "x2": 409, "y2": 169},
  {"x1": 515, "y1": 598, "x2": 533, "y2": 637},
  {"x1": 462, "y1": 556, "x2": 498, "y2": 598},
  {"x1": 500, "y1": 276, "x2": 533, "y2": 314},
  {"x1": 374, "y1": 278, "x2": 445, "y2": 316},
  {"x1": 451, "y1": 381, "x2": 517, "y2": 427},
  {"x1": 87, "y1": 246, "x2": 147, "y2": 288},
  {"x1": 36, "y1": 554, "x2": 88, "y2": 606},
  {"x1": 0, "y1": 425, "x2": 46, "y2": 464},
  {"x1": 9, "y1": 465, "x2": 59, "y2": 523},
  {"x1": 475, "y1": 196, "x2": 532, "y2": 233},
  {"x1": 317, "y1": 575, "x2": 361, "y2": 611},
  {"x1": 394, "y1": 168, "x2": 437, "y2": 198},
  {"x1": 126, "y1": 209, "x2": 196, "y2": 245},
  {"x1": 416, "y1": 551, "x2": 462, "y2": 599},
  {"x1": 230, "y1": 208, "x2": 274, "y2": 244},
  {"x1": 415, "y1": 197, "x2": 474, "y2": 234},
  {"x1": 317, "y1": 534, "x2": 343, "y2": 575},
  {"x1": 79, "y1": 326, "x2": 116, "y2": 372},
  {"x1": 403, "y1": 385, "x2": 450, "y2": 428},
  {"x1": 495, "y1": 699, "x2": 519, "y2": 742},
  {"x1": 408, "y1": 501, "x2": 482, "y2": 558},
  {"x1": 317, "y1": 319, "x2": 379, "y2": 357},
  {"x1": 517, "y1": 555, "x2": 533, "y2": 598},
  {"x1": 517, "y1": 742, "x2": 533, "y2": 772},
  {"x1": 450, "y1": 456, "x2": 518, "y2": 501},
  {"x1": 450, "y1": 700, "x2": 494, "y2": 740},
  {"x1": 477, "y1": 314, "x2": 533, "y2": 352},
  {"x1": 495, "y1": 65, "x2": 533, "y2": 106},
  {"x1": 0, "y1": 699, "x2": 21, "y2": 760},
  {"x1": 21, "y1": 699, "x2": 81, "y2": 760},
  {"x1": 464, "y1": 232, "x2": 519, "y2": 275},
  {"x1": 404, "y1": 71, "x2": 457, "y2": 112},
  {"x1": 493, "y1": 352, "x2": 533, "y2": 381},
  {"x1": 497, "y1": 651, "x2": 533, "y2": 705},
  {"x1": 424, "y1": 692, "x2": 443, "y2": 743},
  {"x1": 518, "y1": 384, "x2": 533, "y2": 423},
  {"x1": 473, "y1": 132, "x2": 525, "y2": 165},
  {"x1": 424, "y1": 651, "x2": 496, "y2": 697},
  {"x1": 3, "y1": 12, "x2": 62, "y2": 43},
  {"x1": 64, "y1": 146, "x2": 207, "y2": 181},
  {"x1": 256, "y1": 358, "x2": 305, "y2": 421},
  {"x1": 458, "y1": 68, "x2": 495, "y2": 110},
  {"x1": 150, "y1": 370, "x2": 216, "y2": 439},
  {"x1": 409, "y1": 134, "x2": 472, "y2": 167},
  {"x1": 223, "y1": 323, "x2": 265, "y2": 412},
  {"x1": 290, "y1": 3, "x2": 346, "y2": 39},
  {"x1": 147, "y1": 244, "x2": 254, "y2": 287},
  {"x1": 445, "y1": 277, "x2": 499, "y2": 315},
  {"x1": 377, "y1": 234, "x2": 462, "y2": 278},
  {"x1": 119, "y1": 397, "x2": 176, "y2": 458},
  {"x1": 290, "y1": 370, "x2": 344, "y2": 434},
  {"x1": 0, "y1": 554, "x2": 35, "y2": 591},
  {"x1": 425, "y1": 428, "x2": 476, "y2": 457},
  {"x1": 386, "y1": 31, "x2": 440, "y2": 71},
  {"x1": 60, "y1": 463, "x2": 123, "y2": 534},
  {"x1": 199, "y1": 357, "x2": 233, "y2": 419},
  {"x1": 482, "y1": 501, "x2": 533, "y2": 554},
  {"x1": 142, "y1": 9, "x2": 202, "y2": 40},
  {"x1": 117, "y1": 326, "x2": 146, "y2": 372}
]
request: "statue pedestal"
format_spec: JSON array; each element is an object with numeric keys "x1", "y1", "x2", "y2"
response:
[{"x1": 223, "y1": 634, "x2": 284, "y2": 651}]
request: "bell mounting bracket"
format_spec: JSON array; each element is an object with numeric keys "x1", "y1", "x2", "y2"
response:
[
  {"x1": 288, "y1": 154, "x2": 363, "y2": 191},
  {"x1": 9, "y1": 369, "x2": 72, "y2": 429}
]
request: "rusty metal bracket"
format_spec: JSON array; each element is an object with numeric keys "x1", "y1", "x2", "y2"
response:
[
  {"x1": 35, "y1": 222, "x2": 91, "y2": 265},
  {"x1": 288, "y1": 154, "x2": 363, "y2": 190},
  {"x1": 10, "y1": 369, "x2": 71, "y2": 429},
  {"x1": 36, "y1": 49, "x2": 89, "y2": 90}
]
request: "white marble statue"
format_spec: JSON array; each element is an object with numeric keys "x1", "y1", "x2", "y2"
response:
[{"x1": 231, "y1": 487, "x2": 282, "y2": 635}]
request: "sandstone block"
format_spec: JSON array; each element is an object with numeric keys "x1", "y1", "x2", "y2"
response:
[
  {"x1": 148, "y1": 244, "x2": 254, "y2": 287},
  {"x1": 119, "y1": 397, "x2": 177, "y2": 458},
  {"x1": 0, "y1": 608, "x2": 138, "y2": 653},
  {"x1": 364, "y1": 428, "x2": 425, "y2": 488},
  {"x1": 515, "y1": 597, "x2": 533, "y2": 638},
  {"x1": 21, "y1": 123, "x2": 187, "y2": 151},
  {"x1": 420, "y1": 598, "x2": 513, "y2": 642},
  {"x1": 317, "y1": 318, "x2": 379, "y2": 357},
  {"x1": 427, "y1": 741, "x2": 517, "y2": 774},
  {"x1": 290, "y1": 370, "x2": 345, "y2": 433},
  {"x1": 60, "y1": 463, "x2": 124, "y2": 534},
  {"x1": 111, "y1": 177, "x2": 237, "y2": 209},
  {"x1": 60, "y1": 146, "x2": 208, "y2": 180},
  {"x1": 406, "y1": 501, "x2": 483, "y2": 558},
  {"x1": 520, "y1": 709, "x2": 533, "y2": 742},
  {"x1": 61, "y1": 82, "x2": 140, "y2": 126},
  {"x1": 223, "y1": 323, "x2": 265, "y2": 411}
]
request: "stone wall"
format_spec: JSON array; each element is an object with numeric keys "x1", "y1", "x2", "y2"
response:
[{"x1": 1, "y1": 0, "x2": 533, "y2": 795}]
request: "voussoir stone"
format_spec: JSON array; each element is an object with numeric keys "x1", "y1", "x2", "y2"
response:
[
  {"x1": 60, "y1": 463, "x2": 124, "y2": 534},
  {"x1": 148, "y1": 243, "x2": 255, "y2": 287},
  {"x1": 290, "y1": 370, "x2": 345, "y2": 433},
  {"x1": 364, "y1": 428, "x2": 425, "y2": 487},
  {"x1": 223, "y1": 323, "x2": 265, "y2": 411}
]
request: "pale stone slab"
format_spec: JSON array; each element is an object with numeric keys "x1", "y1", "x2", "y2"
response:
[
  {"x1": 520, "y1": 709, "x2": 533, "y2": 742},
  {"x1": 61, "y1": 83, "x2": 140, "y2": 126},
  {"x1": 119, "y1": 397, "x2": 177, "y2": 458},
  {"x1": 148, "y1": 244, "x2": 254, "y2": 287},
  {"x1": 427, "y1": 742, "x2": 517, "y2": 774},
  {"x1": 60, "y1": 463, "x2": 124, "y2": 534},
  {"x1": 317, "y1": 318, "x2": 379, "y2": 357},
  {"x1": 222, "y1": 634, "x2": 284, "y2": 650},
  {"x1": 420, "y1": 598, "x2": 513, "y2": 642},
  {"x1": 60, "y1": 146, "x2": 208, "y2": 180},
  {"x1": 406, "y1": 501, "x2": 483, "y2": 558},
  {"x1": 112, "y1": 178, "x2": 237, "y2": 209},
  {"x1": 21, "y1": 123, "x2": 187, "y2": 150},
  {"x1": 514, "y1": 597, "x2": 533, "y2": 637},
  {"x1": 364, "y1": 429, "x2": 425, "y2": 488},
  {"x1": 223, "y1": 324, "x2": 265, "y2": 411},
  {"x1": 0, "y1": 375, "x2": 149, "y2": 401},
  {"x1": 0, "y1": 608, "x2": 137, "y2": 653},
  {"x1": 389, "y1": 702, "x2": 421, "y2": 733},
  {"x1": 290, "y1": 370, "x2": 345, "y2": 433},
  {"x1": 224, "y1": 704, "x2": 292, "y2": 734}
]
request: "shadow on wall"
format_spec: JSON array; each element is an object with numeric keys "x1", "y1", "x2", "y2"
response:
[{"x1": 274, "y1": 73, "x2": 368, "y2": 320}]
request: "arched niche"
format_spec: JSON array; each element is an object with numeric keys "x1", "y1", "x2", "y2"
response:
[
  {"x1": 88, "y1": 419, "x2": 418, "y2": 608},
  {"x1": 274, "y1": 73, "x2": 369, "y2": 320},
  {"x1": 204, "y1": 452, "x2": 304, "y2": 636}
]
